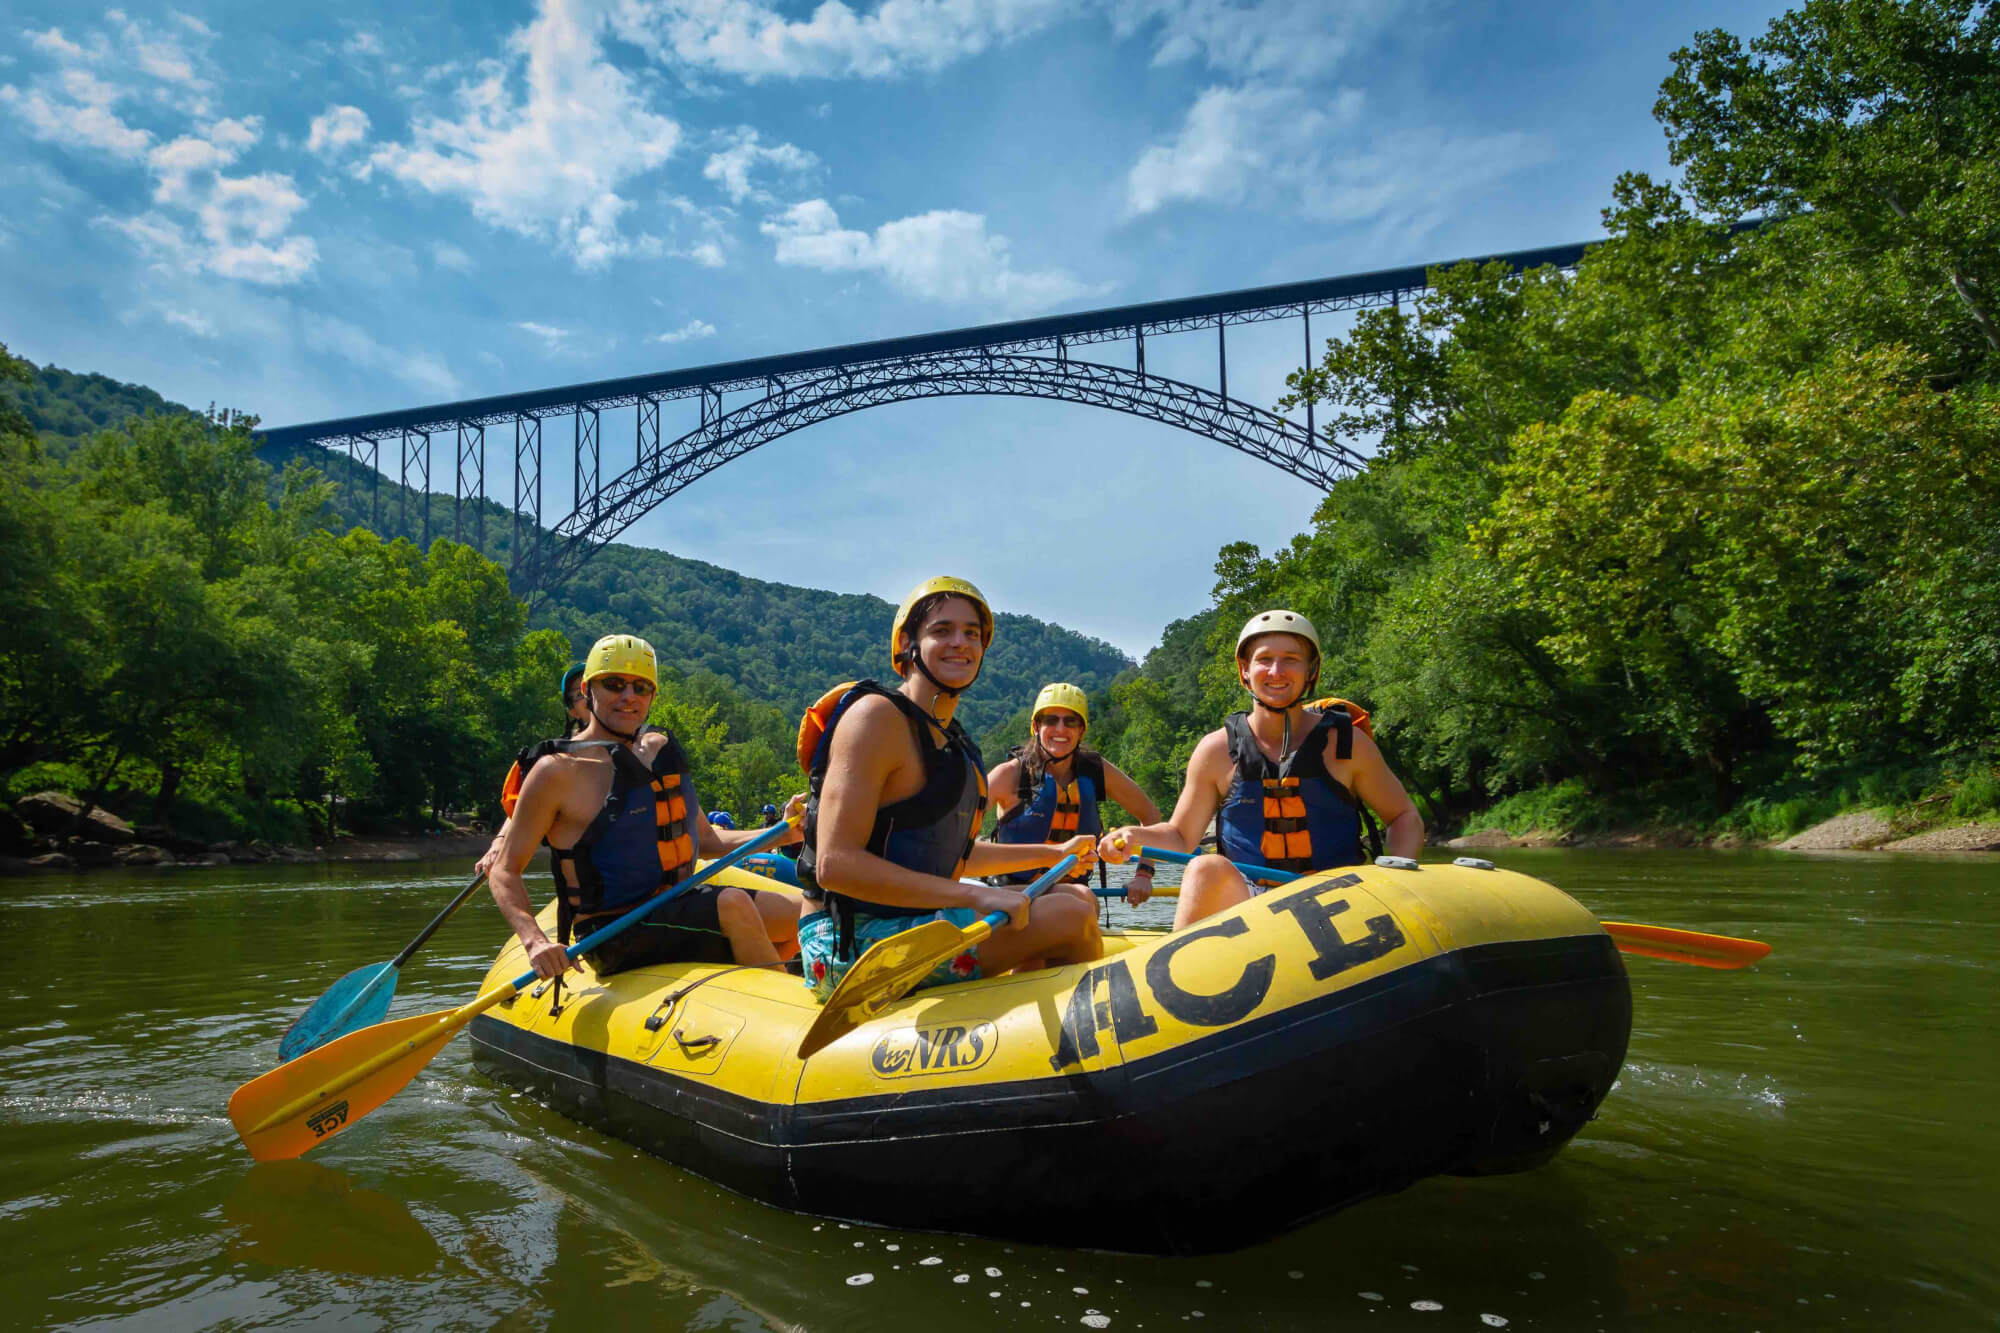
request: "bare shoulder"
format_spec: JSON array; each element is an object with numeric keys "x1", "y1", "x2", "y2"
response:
[
  {"x1": 839, "y1": 691, "x2": 905, "y2": 734},
  {"x1": 1187, "y1": 727, "x2": 1233, "y2": 785}
]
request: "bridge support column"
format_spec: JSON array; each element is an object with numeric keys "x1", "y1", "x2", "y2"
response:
[
  {"x1": 400, "y1": 428, "x2": 431, "y2": 547},
  {"x1": 513, "y1": 414, "x2": 541, "y2": 580},
  {"x1": 573, "y1": 407, "x2": 600, "y2": 517},
  {"x1": 637, "y1": 395, "x2": 658, "y2": 470},
  {"x1": 349, "y1": 434, "x2": 381, "y2": 533},
  {"x1": 455, "y1": 421, "x2": 484, "y2": 550},
  {"x1": 1302, "y1": 307, "x2": 1314, "y2": 445}
]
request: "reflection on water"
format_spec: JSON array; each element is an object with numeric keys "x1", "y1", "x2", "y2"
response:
[
  {"x1": 225, "y1": 1160, "x2": 443, "y2": 1276},
  {"x1": 0, "y1": 850, "x2": 1996, "y2": 1329}
]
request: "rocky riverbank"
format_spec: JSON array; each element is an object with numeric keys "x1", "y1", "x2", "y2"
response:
[
  {"x1": 0, "y1": 790, "x2": 509, "y2": 875},
  {"x1": 1444, "y1": 813, "x2": 2000, "y2": 853}
]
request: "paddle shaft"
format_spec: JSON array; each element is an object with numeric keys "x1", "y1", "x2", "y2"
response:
[
  {"x1": 391, "y1": 873, "x2": 489, "y2": 969},
  {"x1": 958, "y1": 853, "x2": 1079, "y2": 950},
  {"x1": 1099, "y1": 854, "x2": 1769, "y2": 968},
  {"x1": 897, "y1": 854, "x2": 1081, "y2": 960},
  {"x1": 245, "y1": 819, "x2": 797, "y2": 1137},
  {"x1": 515, "y1": 817, "x2": 797, "y2": 989},
  {"x1": 1128, "y1": 844, "x2": 1289, "y2": 885}
]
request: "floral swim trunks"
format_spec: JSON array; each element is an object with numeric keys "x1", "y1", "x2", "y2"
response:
[{"x1": 799, "y1": 907, "x2": 985, "y2": 1003}]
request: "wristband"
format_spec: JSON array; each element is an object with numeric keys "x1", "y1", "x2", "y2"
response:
[{"x1": 1133, "y1": 861, "x2": 1156, "y2": 877}]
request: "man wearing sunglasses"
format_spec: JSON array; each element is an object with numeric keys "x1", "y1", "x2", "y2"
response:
[{"x1": 490, "y1": 634, "x2": 803, "y2": 980}]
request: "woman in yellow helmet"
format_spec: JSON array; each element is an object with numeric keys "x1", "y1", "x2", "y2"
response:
[
  {"x1": 489, "y1": 634, "x2": 804, "y2": 979},
  {"x1": 988, "y1": 682, "x2": 1164, "y2": 904},
  {"x1": 795, "y1": 578, "x2": 1104, "y2": 1002},
  {"x1": 1100, "y1": 610, "x2": 1422, "y2": 930}
]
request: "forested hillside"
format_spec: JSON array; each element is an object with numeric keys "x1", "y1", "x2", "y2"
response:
[
  {"x1": 0, "y1": 353, "x2": 1132, "y2": 843},
  {"x1": 252, "y1": 432, "x2": 1132, "y2": 737}
]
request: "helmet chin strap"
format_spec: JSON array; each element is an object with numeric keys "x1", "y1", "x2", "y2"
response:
[{"x1": 909, "y1": 643, "x2": 981, "y2": 714}]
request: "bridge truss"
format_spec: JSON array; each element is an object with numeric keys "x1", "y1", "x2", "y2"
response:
[{"x1": 258, "y1": 238, "x2": 1591, "y2": 602}]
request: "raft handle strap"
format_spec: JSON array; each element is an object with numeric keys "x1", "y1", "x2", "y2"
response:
[{"x1": 644, "y1": 965, "x2": 755, "y2": 1032}]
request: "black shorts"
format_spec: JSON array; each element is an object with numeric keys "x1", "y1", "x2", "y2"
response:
[{"x1": 578, "y1": 886, "x2": 765, "y2": 975}]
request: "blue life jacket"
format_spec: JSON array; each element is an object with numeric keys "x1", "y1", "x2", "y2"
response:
[
  {"x1": 545, "y1": 734, "x2": 699, "y2": 941},
  {"x1": 799, "y1": 681, "x2": 987, "y2": 955},
  {"x1": 1216, "y1": 707, "x2": 1370, "y2": 876},
  {"x1": 993, "y1": 748, "x2": 1106, "y2": 884}
]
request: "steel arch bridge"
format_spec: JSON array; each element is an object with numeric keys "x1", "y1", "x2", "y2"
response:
[{"x1": 258, "y1": 237, "x2": 1593, "y2": 603}]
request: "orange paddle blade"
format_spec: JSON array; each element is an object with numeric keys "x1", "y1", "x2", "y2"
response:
[
  {"x1": 228, "y1": 1003, "x2": 471, "y2": 1162},
  {"x1": 1601, "y1": 921, "x2": 1771, "y2": 970}
]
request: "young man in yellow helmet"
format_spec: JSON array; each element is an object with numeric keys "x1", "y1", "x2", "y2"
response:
[
  {"x1": 797, "y1": 578, "x2": 1104, "y2": 1001},
  {"x1": 490, "y1": 634, "x2": 803, "y2": 979},
  {"x1": 987, "y1": 682, "x2": 1165, "y2": 905},
  {"x1": 1101, "y1": 610, "x2": 1422, "y2": 929}
]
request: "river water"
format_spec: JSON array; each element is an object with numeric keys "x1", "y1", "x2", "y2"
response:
[{"x1": 1, "y1": 850, "x2": 1994, "y2": 1331}]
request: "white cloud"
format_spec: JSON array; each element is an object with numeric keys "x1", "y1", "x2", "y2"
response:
[
  {"x1": 162, "y1": 307, "x2": 216, "y2": 337},
  {"x1": 307, "y1": 104, "x2": 370, "y2": 155},
  {"x1": 1, "y1": 66, "x2": 152, "y2": 159},
  {"x1": 431, "y1": 240, "x2": 475, "y2": 271},
  {"x1": 702, "y1": 126, "x2": 815, "y2": 203},
  {"x1": 26, "y1": 28, "x2": 85, "y2": 60},
  {"x1": 761, "y1": 198, "x2": 1098, "y2": 313},
  {"x1": 1110, "y1": 0, "x2": 1403, "y2": 81},
  {"x1": 7, "y1": 16, "x2": 316, "y2": 285},
  {"x1": 1127, "y1": 84, "x2": 1354, "y2": 215},
  {"x1": 658, "y1": 193, "x2": 735, "y2": 268},
  {"x1": 615, "y1": 0, "x2": 1399, "y2": 83},
  {"x1": 650, "y1": 318, "x2": 717, "y2": 344},
  {"x1": 302, "y1": 312, "x2": 460, "y2": 397},
  {"x1": 198, "y1": 172, "x2": 316, "y2": 282},
  {"x1": 515, "y1": 320, "x2": 572, "y2": 351},
  {"x1": 369, "y1": 0, "x2": 681, "y2": 270},
  {"x1": 149, "y1": 116, "x2": 260, "y2": 202},
  {"x1": 1126, "y1": 83, "x2": 1542, "y2": 236},
  {"x1": 611, "y1": 0, "x2": 1071, "y2": 81},
  {"x1": 345, "y1": 30, "x2": 386, "y2": 58}
]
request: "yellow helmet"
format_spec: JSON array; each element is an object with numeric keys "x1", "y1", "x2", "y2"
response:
[
  {"x1": 1032, "y1": 682, "x2": 1089, "y2": 730},
  {"x1": 582, "y1": 633, "x2": 658, "y2": 687},
  {"x1": 890, "y1": 576, "x2": 994, "y2": 668},
  {"x1": 1234, "y1": 609, "x2": 1320, "y2": 660}
]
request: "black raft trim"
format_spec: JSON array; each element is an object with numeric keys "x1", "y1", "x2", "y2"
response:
[{"x1": 470, "y1": 931, "x2": 1625, "y2": 1143}]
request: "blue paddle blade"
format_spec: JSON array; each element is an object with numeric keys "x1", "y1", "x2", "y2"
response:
[{"x1": 278, "y1": 961, "x2": 398, "y2": 1062}]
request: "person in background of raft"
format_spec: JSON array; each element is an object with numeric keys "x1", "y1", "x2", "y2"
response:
[
  {"x1": 709, "y1": 809, "x2": 736, "y2": 830},
  {"x1": 1100, "y1": 610, "x2": 1422, "y2": 930},
  {"x1": 988, "y1": 682, "x2": 1164, "y2": 905},
  {"x1": 474, "y1": 661, "x2": 588, "y2": 878},
  {"x1": 797, "y1": 577, "x2": 1105, "y2": 1002},
  {"x1": 490, "y1": 634, "x2": 804, "y2": 979}
]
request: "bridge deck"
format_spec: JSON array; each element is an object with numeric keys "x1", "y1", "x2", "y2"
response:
[{"x1": 258, "y1": 239, "x2": 1594, "y2": 448}]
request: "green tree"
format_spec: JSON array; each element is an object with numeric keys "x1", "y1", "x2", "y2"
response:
[{"x1": 1658, "y1": 0, "x2": 2000, "y2": 360}]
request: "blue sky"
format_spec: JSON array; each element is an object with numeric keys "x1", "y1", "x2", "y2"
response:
[{"x1": 1, "y1": 0, "x2": 1789, "y2": 658}]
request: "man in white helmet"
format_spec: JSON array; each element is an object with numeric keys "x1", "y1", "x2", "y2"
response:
[{"x1": 1101, "y1": 610, "x2": 1422, "y2": 929}]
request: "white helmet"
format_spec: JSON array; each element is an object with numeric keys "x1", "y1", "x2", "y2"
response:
[{"x1": 1234, "y1": 610, "x2": 1320, "y2": 660}]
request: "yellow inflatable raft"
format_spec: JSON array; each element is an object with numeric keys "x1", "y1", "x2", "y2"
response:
[{"x1": 467, "y1": 859, "x2": 1629, "y2": 1255}]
